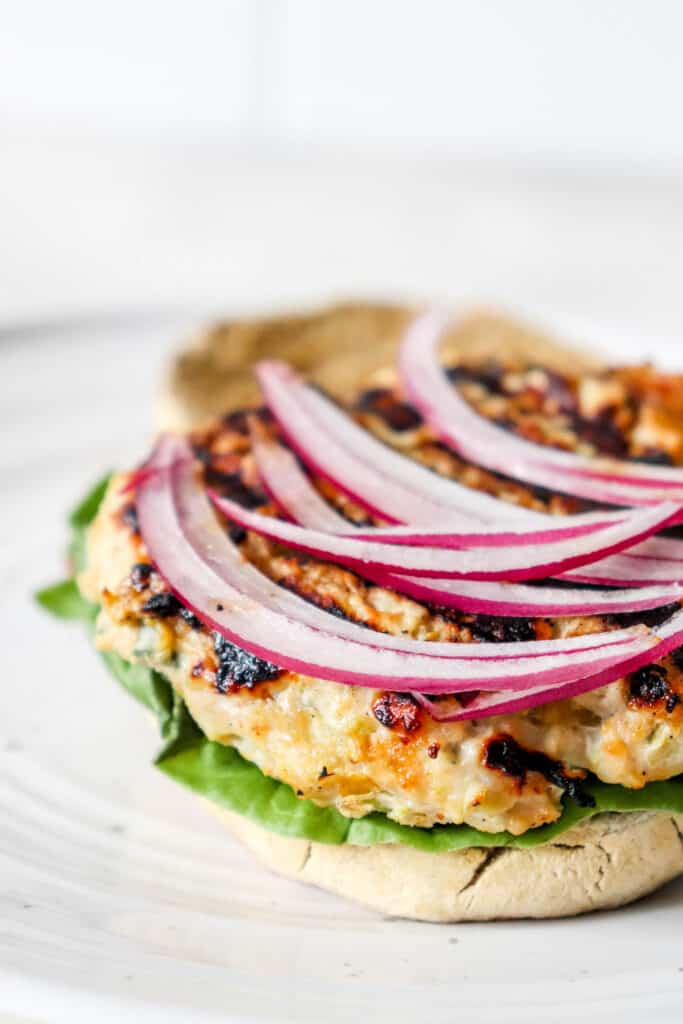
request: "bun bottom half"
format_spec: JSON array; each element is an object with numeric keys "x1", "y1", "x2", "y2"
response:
[{"x1": 209, "y1": 805, "x2": 683, "y2": 922}]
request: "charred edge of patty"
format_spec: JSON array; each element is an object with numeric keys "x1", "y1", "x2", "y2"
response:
[
  {"x1": 483, "y1": 733, "x2": 595, "y2": 807},
  {"x1": 627, "y1": 663, "x2": 681, "y2": 714},
  {"x1": 141, "y1": 590, "x2": 203, "y2": 630}
]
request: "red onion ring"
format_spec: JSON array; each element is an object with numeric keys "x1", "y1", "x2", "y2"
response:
[
  {"x1": 413, "y1": 603, "x2": 683, "y2": 721},
  {"x1": 255, "y1": 368, "x2": 638, "y2": 545},
  {"x1": 175, "y1": 441, "x2": 652, "y2": 660},
  {"x1": 258, "y1": 358, "x2": 648, "y2": 529},
  {"x1": 151, "y1": 437, "x2": 644, "y2": 660},
  {"x1": 398, "y1": 308, "x2": 683, "y2": 505},
  {"x1": 256, "y1": 360, "x2": 683, "y2": 580},
  {"x1": 247, "y1": 419, "x2": 624, "y2": 549},
  {"x1": 135, "y1": 440, "x2": 656, "y2": 694},
  {"x1": 119, "y1": 447, "x2": 192, "y2": 494},
  {"x1": 210, "y1": 487, "x2": 680, "y2": 582},
  {"x1": 257, "y1": 360, "x2": 638, "y2": 525},
  {"x1": 251, "y1": 432, "x2": 683, "y2": 615}
]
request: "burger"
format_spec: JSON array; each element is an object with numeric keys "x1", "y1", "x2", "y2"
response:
[{"x1": 39, "y1": 303, "x2": 683, "y2": 921}]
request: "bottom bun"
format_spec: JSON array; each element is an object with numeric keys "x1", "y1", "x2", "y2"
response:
[{"x1": 209, "y1": 805, "x2": 683, "y2": 922}]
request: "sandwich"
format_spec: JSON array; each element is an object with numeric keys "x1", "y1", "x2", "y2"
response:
[{"x1": 39, "y1": 303, "x2": 683, "y2": 921}]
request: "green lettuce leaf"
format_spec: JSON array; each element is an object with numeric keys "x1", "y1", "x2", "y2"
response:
[
  {"x1": 36, "y1": 475, "x2": 112, "y2": 617},
  {"x1": 35, "y1": 579, "x2": 97, "y2": 622},
  {"x1": 69, "y1": 474, "x2": 112, "y2": 531},
  {"x1": 36, "y1": 478, "x2": 683, "y2": 852},
  {"x1": 68, "y1": 474, "x2": 112, "y2": 573}
]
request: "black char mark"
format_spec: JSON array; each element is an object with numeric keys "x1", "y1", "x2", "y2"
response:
[
  {"x1": 192, "y1": 444, "x2": 213, "y2": 465},
  {"x1": 179, "y1": 607, "x2": 203, "y2": 630},
  {"x1": 228, "y1": 524, "x2": 247, "y2": 544},
  {"x1": 220, "y1": 406, "x2": 272, "y2": 434},
  {"x1": 142, "y1": 592, "x2": 182, "y2": 617},
  {"x1": 130, "y1": 562, "x2": 153, "y2": 591},
  {"x1": 204, "y1": 468, "x2": 267, "y2": 509},
  {"x1": 632, "y1": 448, "x2": 674, "y2": 466},
  {"x1": 609, "y1": 602, "x2": 680, "y2": 630},
  {"x1": 355, "y1": 388, "x2": 423, "y2": 431},
  {"x1": 469, "y1": 615, "x2": 537, "y2": 644},
  {"x1": 213, "y1": 633, "x2": 282, "y2": 692},
  {"x1": 142, "y1": 591, "x2": 202, "y2": 629},
  {"x1": 628, "y1": 664, "x2": 680, "y2": 713},
  {"x1": 426, "y1": 607, "x2": 541, "y2": 643},
  {"x1": 568, "y1": 410, "x2": 628, "y2": 458},
  {"x1": 372, "y1": 692, "x2": 422, "y2": 733},
  {"x1": 121, "y1": 502, "x2": 140, "y2": 535},
  {"x1": 537, "y1": 369, "x2": 577, "y2": 413},
  {"x1": 484, "y1": 733, "x2": 595, "y2": 807},
  {"x1": 445, "y1": 363, "x2": 506, "y2": 394}
]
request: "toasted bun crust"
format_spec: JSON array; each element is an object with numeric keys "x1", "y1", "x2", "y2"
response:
[
  {"x1": 158, "y1": 300, "x2": 603, "y2": 433},
  {"x1": 212, "y1": 805, "x2": 683, "y2": 922},
  {"x1": 160, "y1": 300, "x2": 683, "y2": 920}
]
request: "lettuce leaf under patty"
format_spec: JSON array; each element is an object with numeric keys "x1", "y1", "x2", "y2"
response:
[{"x1": 35, "y1": 476, "x2": 683, "y2": 852}]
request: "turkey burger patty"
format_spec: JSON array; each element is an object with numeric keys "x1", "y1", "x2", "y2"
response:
[{"x1": 78, "y1": 384, "x2": 683, "y2": 838}]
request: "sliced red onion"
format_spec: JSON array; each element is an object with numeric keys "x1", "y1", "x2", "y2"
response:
[
  {"x1": 559, "y1": 462, "x2": 683, "y2": 488},
  {"x1": 250, "y1": 428, "x2": 388, "y2": 531},
  {"x1": 398, "y1": 308, "x2": 683, "y2": 506},
  {"x1": 119, "y1": 447, "x2": 192, "y2": 494},
  {"x1": 260, "y1": 358, "x2": 666, "y2": 522},
  {"x1": 256, "y1": 360, "x2": 683, "y2": 573},
  {"x1": 210, "y1": 488, "x2": 680, "y2": 583},
  {"x1": 250, "y1": 423, "x2": 623, "y2": 547},
  {"x1": 155, "y1": 436, "x2": 645, "y2": 661},
  {"x1": 350, "y1": 521, "x2": 609, "y2": 547},
  {"x1": 251, "y1": 432, "x2": 683, "y2": 615},
  {"x1": 255, "y1": 360, "x2": 464, "y2": 524},
  {"x1": 364, "y1": 560, "x2": 683, "y2": 606},
  {"x1": 561, "y1": 558, "x2": 683, "y2": 586},
  {"x1": 136, "y1": 441, "x2": 656, "y2": 692},
  {"x1": 410, "y1": 691, "x2": 478, "y2": 722},
  {"x1": 415, "y1": 605, "x2": 683, "y2": 722}
]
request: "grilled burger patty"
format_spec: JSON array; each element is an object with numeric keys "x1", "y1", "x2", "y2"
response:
[{"x1": 79, "y1": 362, "x2": 683, "y2": 836}]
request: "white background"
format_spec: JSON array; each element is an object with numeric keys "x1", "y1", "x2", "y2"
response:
[
  {"x1": 1, "y1": 0, "x2": 683, "y2": 343},
  {"x1": 3, "y1": 0, "x2": 683, "y2": 165}
]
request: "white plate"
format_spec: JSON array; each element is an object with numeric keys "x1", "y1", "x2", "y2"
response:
[{"x1": 2, "y1": 313, "x2": 683, "y2": 1023}]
